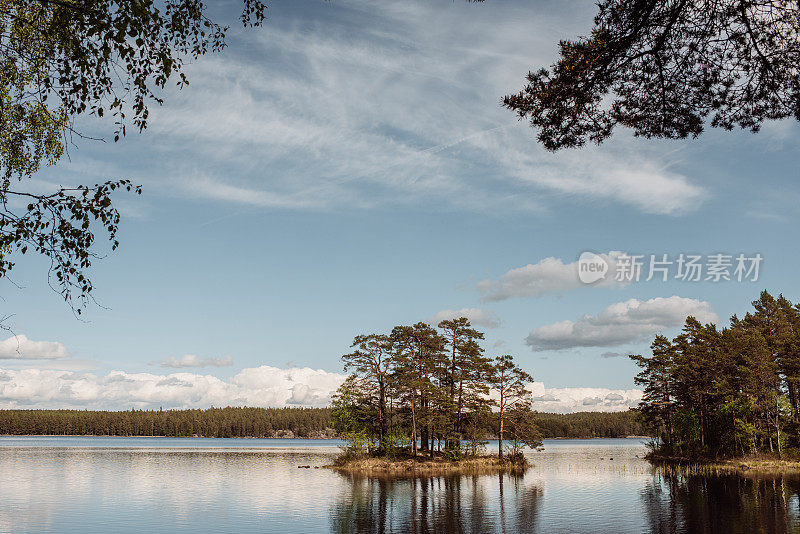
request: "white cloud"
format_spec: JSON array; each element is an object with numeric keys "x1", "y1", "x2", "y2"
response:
[
  {"x1": 529, "y1": 382, "x2": 642, "y2": 413},
  {"x1": 153, "y1": 354, "x2": 234, "y2": 368},
  {"x1": 0, "y1": 364, "x2": 641, "y2": 414},
  {"x1": 426, "y1": 308, "x2": 500, "y2": 329},
  {"x1": 478, "y1": 251, "x2": 629, "y2": 301},
  {"x1": 0, "y1": 366, "x2": 347, "y2": 410},
  {"x1": 0, "y1": 335, "x2": 68, "y2": 360},
  {"x1": 474, "y1": 131, "x2": 706, "y2": 215},
  {"x1": 0, "y1": 364, "x2": 643, "y2": 414},
  {"x1": 526, "y1": 296, "x2": 717, "y2": 351},
  {"x1": 55, "y1": 1, "x2": 706, "y2": 217}
]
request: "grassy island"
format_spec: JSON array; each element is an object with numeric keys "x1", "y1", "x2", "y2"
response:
[
  {"x1": 328, "y1": 319, "x2": 544, "y2": 477},
  {"x1": 327, "y1": 451, "x2": 529, "y2": 476}
]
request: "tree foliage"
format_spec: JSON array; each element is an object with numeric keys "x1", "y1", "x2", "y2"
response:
[
  {"x1": 332, "y1": 317, "x2": 542, "y2": 460},
  {"x1": 0, "y1": 0, "x2": 266, "y2": 311},
  {"x1": 504, "y1": 0, "x2": 800, "y2": 150},
  {"x1": 632, "y1": 290, "x2": 800, "y2": 459}
]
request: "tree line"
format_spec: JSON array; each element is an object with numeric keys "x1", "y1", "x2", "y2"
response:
[
  {"x1": 531, "y1": 410, "x2": 646, "y2": 439},
  {"x1": 0, "y1": 407, "x2": 333, "y2": 439},
  {"x1": 632, "y1": 290, "x2": 800, "y2": 459},
  {"x1": 0, "y1": 406, "x2": 644, "y2": 440},
  {"x1": 331, "y1": 318, "x2": 547, "y2": 460}
]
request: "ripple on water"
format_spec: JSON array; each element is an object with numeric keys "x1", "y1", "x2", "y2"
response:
[{"x1": 1, "y1": 437, "x2": 798, "y2": 533}]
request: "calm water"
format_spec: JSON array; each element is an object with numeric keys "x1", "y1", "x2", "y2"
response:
[{"x1": 0, "y1": 437, "x2": 798, "y2": 533}]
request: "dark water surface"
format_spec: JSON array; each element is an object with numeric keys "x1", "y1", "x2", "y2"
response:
[{"x1": 0, "y1": 437, "x2": 798, "y2": 533}]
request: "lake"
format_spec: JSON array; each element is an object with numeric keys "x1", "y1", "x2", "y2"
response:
[{"x1": 0, "y1": 437, "x2": 798, "y2": 533}]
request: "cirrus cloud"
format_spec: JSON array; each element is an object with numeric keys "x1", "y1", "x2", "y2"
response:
[
  {"x1": 525, "y1": 296, "x2": 717, "y2": 351},
  {"x1": 54, "y1": 1, "x2": 706, "y2": 218}
]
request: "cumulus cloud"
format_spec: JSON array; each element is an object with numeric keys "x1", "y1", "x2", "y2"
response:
[
  {"x1": 0, "y1": 365, "x2": 644, "y2": 414},
  {"x1": 526, "y1": 296, "x2": 717, "y2": 351},
  {"x1": 477, "y1": 252, "x2": 630, "y2": 301},
  {"x1": 0, "y1": 335, "x2": 68, "y2": 360},
  {"x1": 0, "y1": 366, "x2": 347, "y2": 410},
  {"x1": 426, "y1": 308, "x2": 500, "y2": 329},
  {"x1": 528, "y1": 382, "x2": 642, "y2": 413},
  {"x1": 153, "y1": 354, "x2": 234, "y2": 368}
]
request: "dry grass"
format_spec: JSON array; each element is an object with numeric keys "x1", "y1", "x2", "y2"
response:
[
  {"x1": 649, "y1": 453, "x2": 800, "y2": 475},
  {"x1": 709, "y1": 458, "x2": 800, "y2": 474},
  {"x1": 325, "y1": 454, "x2": 528, "y2": 476}
]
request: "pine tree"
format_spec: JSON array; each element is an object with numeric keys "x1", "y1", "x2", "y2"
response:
[
  {"x1": 342, "y1": 334, "x2": 392, "y2": 453},
  {"x1": 630, "y1": 335, "x2": 677, "y2": 449},
  {"x1": 490, "y1": 354, "x2": 533, "y2": 460},
  {"x1": 438, "y1": 318, "x2": 492, "y2": 447}
]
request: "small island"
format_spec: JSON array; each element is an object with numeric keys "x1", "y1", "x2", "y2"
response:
[
  {"x1": 326, "y1": 318, "x2": 544, "y2": 475},
  {"x1": 632, "y1": 291, "x2": 800, "y2": 474},
  {"x1": 327, "y1": 452, "x2": 529, "y2": 476}
]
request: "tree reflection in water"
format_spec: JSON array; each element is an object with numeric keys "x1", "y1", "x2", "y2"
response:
[
  {"x1": 642, "y1": 472, "x2": 800, "y2": 534},
  {"x1": 329, "y1": 472, "x2": 542, "y2": 534}
]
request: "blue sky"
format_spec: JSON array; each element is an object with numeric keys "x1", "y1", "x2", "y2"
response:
[{"x1": 1, "y1": 0, "x2": 798, "y2": 412}]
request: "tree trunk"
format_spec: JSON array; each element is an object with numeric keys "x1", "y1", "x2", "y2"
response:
[
  {"x1": 411, "y1": 390, "x2": 418, "y2": 457},
  {"x1": 388, "y1": 396, "x2": 394, "y2": 448},
  {"x1": 420, "y1": 396, "x2": 429, "y2": 452},
  {"x1": 378, "y1": 379, "x2": 386, "y2": 455},
  {"x1": 455, "y1": 379, "x2": 464, "y2": 442},
  {"x1": 418, "y1": 346, "x2": 428, "y2": 452},
  {"x1": 789, "y1": 381, "x2": 798, "y2": 422},
  {"x1": 776, "y1": 395, "x2": 783, "y2": 458},
  {"x1": 498, "y1": 405, "x2": 504, "y2": 461},
  {"x1": 449, "y1": 341, "x2": 458, "y2": 448},
  {"x1": 699, "y1": 398, "x2": 706, "y2": 448}
]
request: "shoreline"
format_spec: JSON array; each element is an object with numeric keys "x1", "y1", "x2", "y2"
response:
[
  {"x1": 0, "y1": 434, "x2": 357, "y2": 440},
  {"x1": 0, "y1": 434, "x2": 650, "y2": 440},
  {"x1": 649, "y1": 454, "x2": 800, "y2": 474}
]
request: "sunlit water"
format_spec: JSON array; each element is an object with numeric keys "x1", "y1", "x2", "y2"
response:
[{"x1": 0, "y1": 436, "x2": 798, "y2": 533}]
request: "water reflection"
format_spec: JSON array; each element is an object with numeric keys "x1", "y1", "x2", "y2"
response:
[
  {"x1": 5, "y1": 438, "x2": 800, "y2": 533},
  {"x1": 642, "y1": 472, "x2": 800, "y2": 533},
  {"x1": 329, "y1": 473, "x2": 542, "y2": 534}
]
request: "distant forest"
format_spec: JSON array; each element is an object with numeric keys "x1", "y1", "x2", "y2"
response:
[{"x1": 0, "y1": 407, "x2": 646, "y2": 439}]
